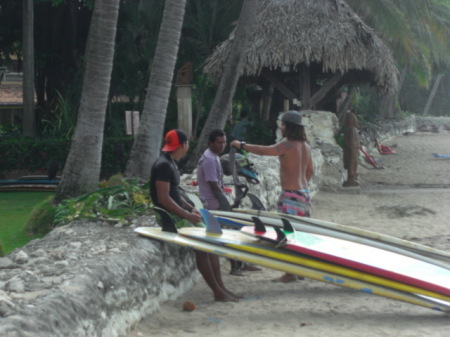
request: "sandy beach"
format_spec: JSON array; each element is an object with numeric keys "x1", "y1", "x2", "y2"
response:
[{"x1": 126, "y1": 131, "x2": 450, "y2": 337}]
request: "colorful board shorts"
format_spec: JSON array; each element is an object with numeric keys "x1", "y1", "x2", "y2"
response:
[
  {"x1": 277, "y1": 189, "x2": 311, "y2": 217},
  {"x1": 155, "y1": 212, "x2": 204, "y2": 229}
]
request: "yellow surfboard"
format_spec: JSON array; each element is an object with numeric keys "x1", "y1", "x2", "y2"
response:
[
  {"x1": 179, "y1": 226, "x2": 450, "y2": 303},
  {"x1": 135, "y1": 226, "x2": 450, "y2": 313}
]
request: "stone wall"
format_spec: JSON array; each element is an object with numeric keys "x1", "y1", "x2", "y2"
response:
[
  {"x1": 416, "y1": 116, "x2": 450, "y2": 132},
  {"x1": 359, "y1": 116, "x2": 416, "y2": 148},
  {"x1": 0, "y1": 219, "x2": 198, "y2": 337}
]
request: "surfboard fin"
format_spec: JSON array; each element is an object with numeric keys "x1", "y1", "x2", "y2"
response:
[
  {"x1": 200, "y1": 209, "x2": 223, "y2": 234},
  {"x1": 252, "y1": 217, "x2": 266, "y2": 233},
  {"x1": 281, "y1": 218, "x2": 294, "y2": 233},
  {"x1": 153, "y1": 207, "x2": 178, "y2": 233},
  {"x1": 274, "y1": 227, "x2": 288, "y2": 246}
]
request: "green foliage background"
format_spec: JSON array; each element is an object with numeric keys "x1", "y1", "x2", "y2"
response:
[{"x1": 0, "y1": 137, "x2": 134, "y2": 179}]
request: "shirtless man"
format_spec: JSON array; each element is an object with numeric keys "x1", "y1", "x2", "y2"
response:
[{"x1": 230, "y1": 110, "x2": 314, "y2": 282}]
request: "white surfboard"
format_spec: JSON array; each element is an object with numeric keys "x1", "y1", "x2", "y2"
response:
[
  {"x1": 213, "y1": 213, "x2": 450, "y2": 271},
  {"x1": 211, "y1": 209, "x2": 450, "y2": 266}
]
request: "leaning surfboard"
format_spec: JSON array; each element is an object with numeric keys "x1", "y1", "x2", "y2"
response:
[
  {"x1": 178, "y1": 218, "x2": 450, "y2": 303},
  {"x1": 240, "y1": 220, "x2": 450, "y2": 297},
  {"x1": 211, "y1": 209, "x2": 450, "y2": 264},
  {"x1": 213, "y1": 213, "x2": 450, "y2": 270},
  {"x1": 134, "y1": 226, "x2": 450, "y2": 313}
]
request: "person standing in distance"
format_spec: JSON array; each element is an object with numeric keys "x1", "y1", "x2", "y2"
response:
[
  {"x1": 150, "y1": 129, "x2": 239, "y2": 301},
  {"x1": 231, "y1": 110, "x2": 251, "y2": 141},
  {"x1": 230, "y1": 111, "x2": 314, "y2": 283}
]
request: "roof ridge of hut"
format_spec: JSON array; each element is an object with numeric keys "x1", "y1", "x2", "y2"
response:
[{"x1": 204, "y1": 0, "x2": 399, "y2": 95}]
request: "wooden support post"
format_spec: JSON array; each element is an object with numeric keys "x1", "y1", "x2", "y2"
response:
[
  {"x1": 262, "y1": 69, "x2": 297, "y2": 100},
  {"x1": 310, "y1": 72, "x2": 344, "y2": 107},
  {"x1": 261, "y1": 83, "x2": 274, "y2": 122},
  {"x1": 302, "y1": 65, "x2": 311, "y2": 109}
]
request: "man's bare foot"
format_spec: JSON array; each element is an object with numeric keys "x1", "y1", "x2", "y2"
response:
[
  {"x1": 241, "y1": 263, "x2": 262, "y2": 272},
  {"x1": 214, "y1": 293, "x2": 240, "y2": 302},
  {"x1": 271, "y1": 273, "x2": 301, "y2": 283},
  {"x1": 225, "y1": 289, "x2": 243, "y2": 299},
  {"x1": 343, "y1": 180, "x2": 360, "y2": 187},
  {"x1": 230, "y1": 269, "x2": 244, "y2": 276}
]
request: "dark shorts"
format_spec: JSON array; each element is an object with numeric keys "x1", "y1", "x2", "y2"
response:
[{"x1": 277, "y1": 190, "x2": 311, "y2": 217}]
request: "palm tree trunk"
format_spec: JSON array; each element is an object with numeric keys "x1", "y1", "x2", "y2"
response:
[
  {"x1": 378, "y1": 67, "x2": 407, "y2": 118},
  {"x1": 183, "y1": 0, "x2": 258, "y2": 171},
  {"x1": 378, "y1": 94, "x2": 397, "y2": 118},
  {"x1": 54, "y1": 0, "x2": 121, "y2": 203},
  {"x1": 22, "y1": 0, "x2": 36, "y2": 137},
  {"x1": 423, "y1": 74, "x2": 443, "y2": 115},
  {"x1": 192, "y1": 80, "x2": 207, "y2": 138},
  {"x1": 125, "y1": 0, "x2": 187, "y2": 180}
]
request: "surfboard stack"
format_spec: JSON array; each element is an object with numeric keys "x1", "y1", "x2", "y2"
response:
[{"x1": 135, "y1": 208, "x2": 450, "y2": 313}]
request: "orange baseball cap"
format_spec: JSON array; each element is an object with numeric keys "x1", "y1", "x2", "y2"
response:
[{"x1": 162, "y1": 129, "x2": 187, "y2": 152}]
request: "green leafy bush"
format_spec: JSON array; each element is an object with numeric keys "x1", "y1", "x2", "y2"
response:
[
  {"x1": 246, "y1": 123, "x2": 274, "y2": 145},
  {"x1": 0, "y1": 137, "x2": 69, "y2": 174},
  {"x1": 41, "y1": 90, "x2": 78, "y2": 140},
  {"x1": 0, "y1": 137, "x2": 134, "y2": 178},
  {"x1": 54, "y1": 178, "x2": 153, "y2": 226},
  {"x1": 101, "y1": 138, "x2": 134, "y2": 177},
  {"x1": 24, "y1": 195, "x2": 57, "y2": 235}
]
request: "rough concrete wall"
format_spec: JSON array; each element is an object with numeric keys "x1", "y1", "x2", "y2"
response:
[
  {"x1": 416, "y1": 116, "x2": 450, "y2": 132},
  {"x1": 301, "y1": 110, "x2": 345, "y2": 192},
  {"x1": 0, "y1": 219, "x2": 197, "y2": 337},
  {"x1": 359, "y1": 116, "x2": 416, "y2": 149},
  {"x1": 274, "y1": 110, "x2": 344, "y2": 193}
]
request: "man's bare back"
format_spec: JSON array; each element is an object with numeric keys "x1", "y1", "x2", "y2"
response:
[
  {"x1": 230, "y1": 110, "x2": 314, "y2": 283},
  {"x1": 277, "y1": 140, "x2": 313, "y2": 191}
]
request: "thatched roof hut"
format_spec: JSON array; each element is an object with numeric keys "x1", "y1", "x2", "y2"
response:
[{"x1": 204, "y1": 0, "x2": 399, "y2": 112}]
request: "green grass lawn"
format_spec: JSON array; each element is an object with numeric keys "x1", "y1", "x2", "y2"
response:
[{"x1": 0, "y1": 191, "x2": 55, "y2": 255}]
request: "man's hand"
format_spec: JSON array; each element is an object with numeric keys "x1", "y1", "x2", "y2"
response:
[
  {"x1": 186, "y1": 208, "x2": 202, "y2": 225},
  {"x1": 230, "y1": 140, "x2": 240, "y2": 148}
]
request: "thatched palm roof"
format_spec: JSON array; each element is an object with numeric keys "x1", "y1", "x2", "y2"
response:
[{"x1": 204, "y1": 0, "x2": 399, "y2": 95}]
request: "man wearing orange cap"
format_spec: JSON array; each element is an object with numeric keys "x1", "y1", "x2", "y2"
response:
[
  {"x1": 150, "y1": 129, "x2": 239, "y2": 301},
  {"x1": 150, "y1": 129, "x2": 202, "y2": 225}
]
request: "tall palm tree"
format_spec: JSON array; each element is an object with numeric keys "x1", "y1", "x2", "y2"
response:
[
  {"x1": 346, "y1": 0, "x2": 450, "y2": 116},
  {"x1": 54, "y1": 0, "x2": 121, "y2": 203},
  {"x1": 22, "y1": 0, "x2": 35, "y2": 137},
  {"x1": 183, "y1": 0, "x2": 258, "y2": 171},
  {"x1": 125, "y1": 0, "x2": 187, "y2": 180}
]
